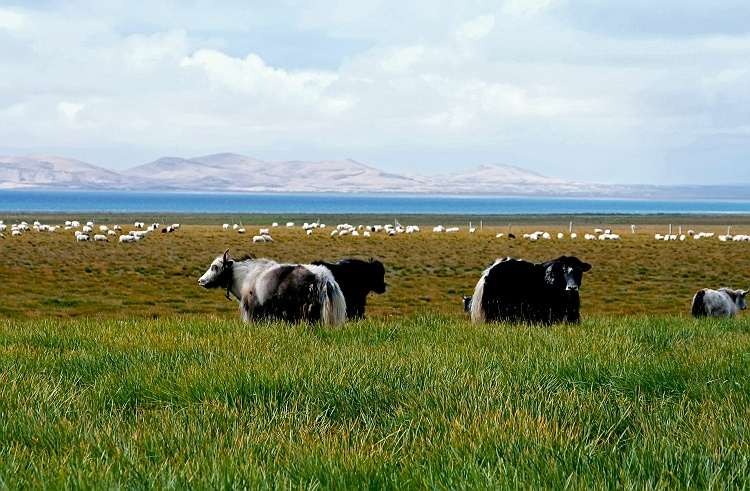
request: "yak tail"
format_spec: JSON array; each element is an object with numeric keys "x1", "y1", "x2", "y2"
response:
[
  {"x1": 691, "y1": 290, "x2": 707, "y2": 317},
  {"x1": 320, "y1": 280, "x2": 346, "y2": 327},
  {"x1": 470, "y1": 275, "x2": 487, "y2": 323}
]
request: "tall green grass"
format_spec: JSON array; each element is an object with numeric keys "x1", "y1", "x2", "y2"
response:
[{"x1": 1, "y1": 314, "x2": 748, "y2": 489}]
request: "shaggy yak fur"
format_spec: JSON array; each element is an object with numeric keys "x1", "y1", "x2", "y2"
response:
[
  {"x1": 470, "y1": 255, "x2": 592, "y2": 324},
  {"x1": 312, "y1": 258, "x2": 386, "y2": 319}
]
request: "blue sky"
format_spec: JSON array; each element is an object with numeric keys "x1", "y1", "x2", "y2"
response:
[{"x1": 0, "y1": 0, "x2": 748, "y2": 185}]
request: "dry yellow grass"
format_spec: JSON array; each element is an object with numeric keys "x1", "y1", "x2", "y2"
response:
[{"x1": 1, "y1": 214, "x2": 749, "y2": 320}]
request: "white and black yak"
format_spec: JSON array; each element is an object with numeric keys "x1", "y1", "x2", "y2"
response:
[
  {"x1": 198, "y1": 249, "x2": 346, "y2": 326},
  {"x1": 470, "y1": 255, "x2": 592, "y2": 324},
  {"x1": 691, "y1": 287, "x2": 748, "y2": 318}
]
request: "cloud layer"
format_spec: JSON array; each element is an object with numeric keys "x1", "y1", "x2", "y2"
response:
[{"x1": 0, "y1": 0, "x2": 748, "y2": 185}]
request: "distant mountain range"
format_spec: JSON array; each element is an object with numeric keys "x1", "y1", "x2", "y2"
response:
[{"x1": 1, "y1": 153, "x2": 749, "y2": 199}]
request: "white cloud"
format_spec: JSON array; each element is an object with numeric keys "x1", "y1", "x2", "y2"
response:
[
  {"x1": 181, "y1": 50, "x2": 339, "y2": 105},
  {"x1": 422, "y1": 105, "x2": 474, "y2": 129},
  {"x1": 501, "y1": 0, "x2": 552, "y2": 18},
  {"x1": 125, "y1": 31, "x2": 190, "y2": 71},
  {"x1": 57, "y1": 102, "x2": 85, "y2": 121},
  {"x1": 455, "y1": 15, "x2": 495, "y2": 40},
  {"x1": 378, "y1": 45, "x2": 425, "y2": 73},
  {"x1": 0, "y1": 8, "x2": 24, "y2": 30}
]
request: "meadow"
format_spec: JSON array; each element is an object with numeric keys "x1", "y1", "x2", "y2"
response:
[{"x1": 1, "y1": 213, "x2": 749, "y2": 488}]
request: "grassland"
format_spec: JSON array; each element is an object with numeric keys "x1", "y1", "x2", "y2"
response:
[
  {"x1": 1, "y1": 213, "x2": 749, "y2": 488},
  {"x1": 1, "y1": 213, "x2": 749, "y2": 320}
]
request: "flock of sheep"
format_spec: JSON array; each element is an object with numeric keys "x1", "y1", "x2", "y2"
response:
[
  {"x1": 218, "y1": 220, "x2": 750, "y2": 246},
  {"x1": 0, "y1": 219, "x2": 179, "y2": 243},
  {"x1": 222, "y1": 220, "x2": 423, "y2": 240},
  {"x1": 2, "y1": 217, "x2": 747, "y2": 246}
]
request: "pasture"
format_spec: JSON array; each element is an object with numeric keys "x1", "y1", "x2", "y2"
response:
[
  {"x1": 1, "y1": 213, "x2": 750, "y2": 488},
  {"x1": 1, "y1": 213, "x2": 749, "y2": 320}
]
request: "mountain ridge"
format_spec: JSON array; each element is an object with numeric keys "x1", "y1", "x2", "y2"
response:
[{"x1": 1, "y1": 153, "x2": 749, "y2": 199}]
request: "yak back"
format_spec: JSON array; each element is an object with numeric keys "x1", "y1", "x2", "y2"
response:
[
  {"x1": 312, "y1": 258, "x2": 386, "y2": 319},
  {"x1": 250, "y1": 264, "x2": 321, "y2": 323}
]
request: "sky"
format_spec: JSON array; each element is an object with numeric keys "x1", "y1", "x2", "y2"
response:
[{"x1": 0, "y1": 1, "x2": 748, "y2": 185}]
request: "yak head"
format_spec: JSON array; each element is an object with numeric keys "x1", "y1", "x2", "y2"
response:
[
  {"x1": 198, "y1": 249, "x2": 233, "y2": 289},
  {"x1": 544, "y1": 256, "x2": 592, "y2": 291}
]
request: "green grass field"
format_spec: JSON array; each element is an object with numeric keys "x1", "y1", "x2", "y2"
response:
[{"x1": 1, "y1": 213, "x2": 749, "y2": 488}]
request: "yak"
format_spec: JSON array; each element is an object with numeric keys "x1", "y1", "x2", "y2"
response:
[{"x1": 470, "y1": 255, "x2": 592, "y2": 324}]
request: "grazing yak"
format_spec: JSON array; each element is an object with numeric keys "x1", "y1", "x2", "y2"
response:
[
  {"x1": 470, "y1": 255, "x2": 592, "y2": 324},
  {"x1": 198, "y1": 250, "x2": 346, "y2": 326},
  {"x1": 691, "y1": 287, "x2": 748, "y2": 318},
  {"x1": 312, "y1": 258, "x2": 386, "y2": 319}
]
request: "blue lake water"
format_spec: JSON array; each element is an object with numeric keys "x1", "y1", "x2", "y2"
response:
[{"x1": 1, "y1": 190, "x2": 750, "y2": 215}]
